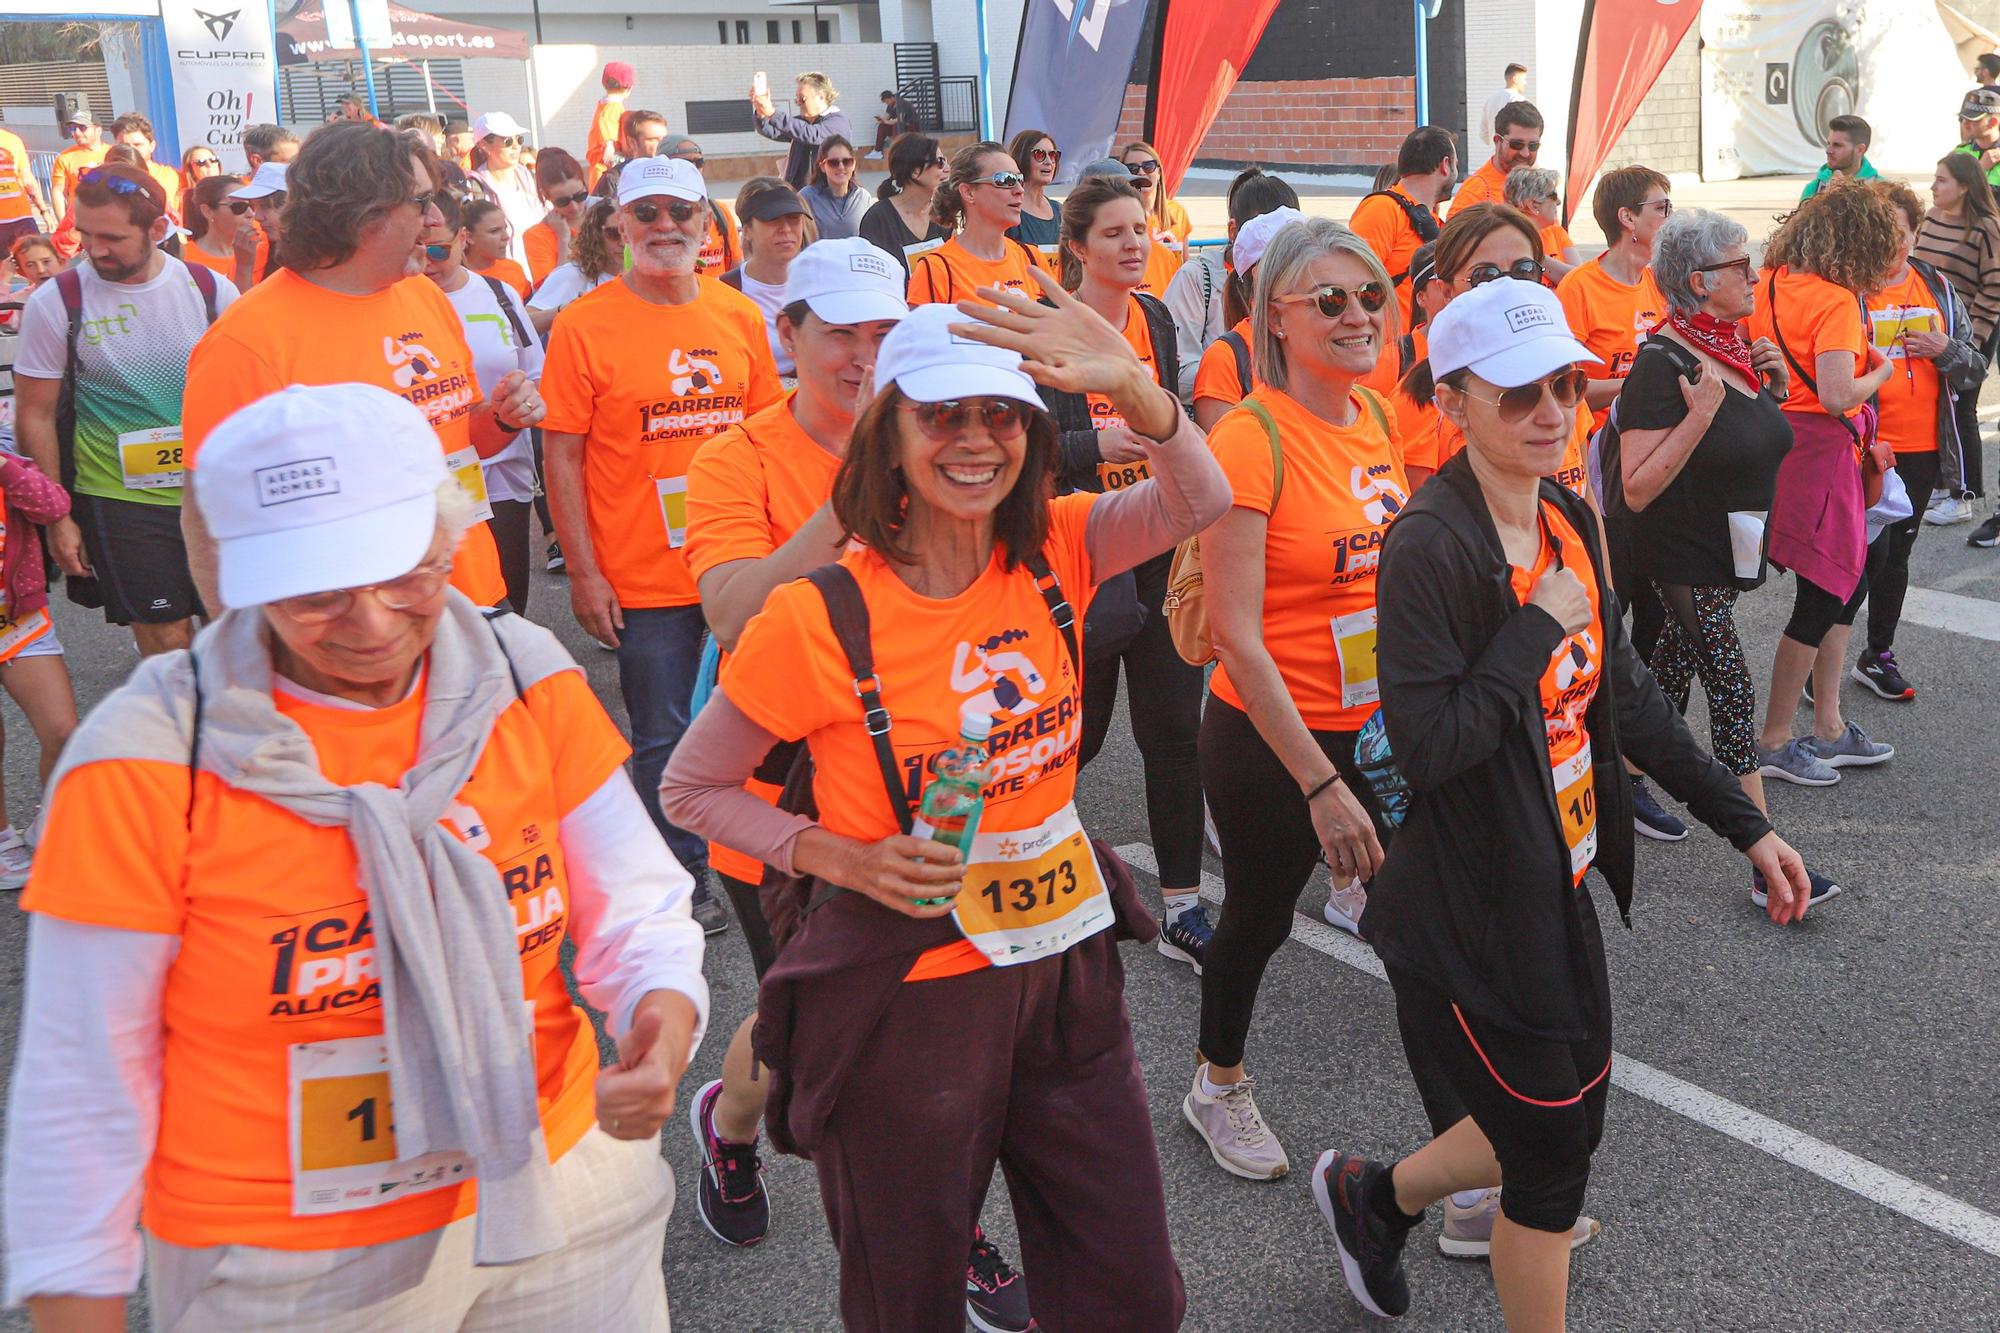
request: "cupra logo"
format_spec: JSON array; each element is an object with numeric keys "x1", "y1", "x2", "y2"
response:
[{"x1": 195, "y1": 8, "x2": 240, "y2": 41}]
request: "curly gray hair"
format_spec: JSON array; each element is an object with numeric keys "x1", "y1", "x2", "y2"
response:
[
  {"x1": 1502, "y1": 166, "x2": 1560, "y2": 213},
  {"x1": 1652, "y1": 207, "x2": 1750, "y2": 316}
]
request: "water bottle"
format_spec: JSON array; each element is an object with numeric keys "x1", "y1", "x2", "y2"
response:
[
  {"x1": 911, "y1": 707, "x2": 995, "y2": 905},
  {"x1": 1353, "y1": 710, "x2": 1411, "y2": 829}
]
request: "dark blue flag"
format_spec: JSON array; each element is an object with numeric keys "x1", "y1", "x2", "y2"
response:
[{"x1": 1004, "y1": 0, "x2": 1158, "y2": 185}]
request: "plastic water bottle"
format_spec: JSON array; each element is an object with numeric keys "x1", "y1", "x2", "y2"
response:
[
  {"x1": 1353, "y1": 710, "x2": 1411, "y2": 829},
  {"x1": 911, "y1": 707, "x2": 994, "y2": 905}
]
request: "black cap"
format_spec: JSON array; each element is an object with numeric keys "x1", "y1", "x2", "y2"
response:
[{"x1": 741, "y1": 187, "x2": 807, "y2": 222}]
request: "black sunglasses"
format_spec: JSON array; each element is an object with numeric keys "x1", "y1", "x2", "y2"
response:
[
  {"x1": 224, "y1": 198, "x2": 253, "y2": 215},
  {"x1": 903, "y1": 398, "x2": 1028, "y2": 439},
  {"x1": 823, "y1": 156, "x2": 857, "y2": 169},
  {"x1": 1500, "y1": 137, "x2": 1542, "y2": 153},
  {"x1": 1462, "y1": 258, "x2": 1547, "y2": 289},
  {"x1": 1274, "y1": 281, "x2": 1390, "y2": 320},
  {"x1": 1126, "y1": 159, "x2": 1162, "y2": 175},
  {"x1": 632, "y1": 198, "x2": 701, "y2": 225},
  {"x1": 1455, "y1": 367, "x2": 1590, "y2": 422},
  {"x1": 930, "y1": 155, "x2": 948, "y2": 168},
  {"x1": 548, "y1": 189, "x2": 588, "y2": 208}
]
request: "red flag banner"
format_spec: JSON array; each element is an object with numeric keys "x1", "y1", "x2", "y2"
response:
[
  {"x1": 1144, "y1": 0, "x2": 1283, "y2": 195},
  {"x1": 1564, "y1": 0, "x2": 1703, "y2": 226}
]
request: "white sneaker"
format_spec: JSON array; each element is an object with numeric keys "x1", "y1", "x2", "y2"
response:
[
  {"x1": 1322, "y1": 876, "x2": 1367, "y2": 936},
  {"x1": 1183, "y1": 1066, "x2": 1290, "y2": 1180},
  {"x1": 1439, "y1": 1187, "x2": 1601, "y2": 1258},
  {"x1": 865, "y1": 149, "x2": 884, "y2": 160},
  {"x1": 1925, "y1": 495, "x2": 1975, "y2": 526},
  {"x1": 0, "y1": 827, "x2": 32, "y2": 892}
]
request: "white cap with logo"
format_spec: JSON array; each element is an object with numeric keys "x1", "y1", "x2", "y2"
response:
[
  {"x1": 1233, "y1": 206, "x2": 1306, "y2": 276},
  {"x1": 618, "y1": 156, "x2": 708, "y2": 207},
  {"x1": 783, "y1": 238, "x2": 908, "y2": 326},
  {"x1": 232, "y1": 161, "x2": 289, "y2": 200},
  {"x1": 871, "y1": 303, "x2": 1039, "y2": 406},
  {"x1": 1427, "y1": 277, "x2": 1600, "y2": 388},
  {"x1": 195, "y1": 384, "x2": 449, "y2": 609},
  {"x1": 471, "y1": 111, "x2": 528, "y2": 141}
]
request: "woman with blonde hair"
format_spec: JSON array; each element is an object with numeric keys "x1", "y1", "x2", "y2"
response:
[
  {"x1": 1120, "y1": 140, "x2": 1192, "y2": 270},
  {"x1": 906, "y1": 141, "x2": 1043, "y2": 305}
]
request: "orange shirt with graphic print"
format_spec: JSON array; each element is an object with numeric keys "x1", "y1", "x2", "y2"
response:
[
  {"x1": 539, "y1": 277, "x2": 784, "y2": 608},
  {"x1": 1865, "y1": 266, "x2": 1943, "y2": 453},
  {"x1": 1505, "y1": 499, "x2": 1605, "y2": 886},
  {"x1": 1349, "y1": 183, "x2": 1434, "y2": 331},
  {"x1": 1555, "y1": 258, "x2": 1665, "y2": 429},
  {"x1": 685, "y1": 393, "x2": 844, "y2": 884},
  {"x1": 22, "y1": 668, "x2": 629, "y2": 1250},
  {"x1": 1193, "y1": 316, "x2": 1254, "y2": 412},
  {"x1": 1747, "y1": 266, "x2": 1867, "y2": 420},
  {"x1": 1445, "y1": 159, "x2": 1508, "y2": 219},
  {"x1": 181, "y1": 270, "x2": 507, "y2": 607},
  {"x1": 700, "y1": 200, "x2": 741, "y2": 275},
  {"x1": 0, "y1": 129, "x2": 36, "y2": 222},
  {"x1": 1208, "y1": 386, "x2": 1409, "y2": 731},
  {"x1": 721, "y1": 492, "x2": 1100, "y2": 979},
  {"x1": 907, "y1": 235, "x2": 1043, "y2": 306}
]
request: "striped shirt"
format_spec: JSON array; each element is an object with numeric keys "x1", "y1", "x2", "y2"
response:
[{"x1": 1914, "y1": 208, "x2": 2000, "y2": 344}]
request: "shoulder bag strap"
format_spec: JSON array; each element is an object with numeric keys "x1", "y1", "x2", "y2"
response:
[
  {"x1": 481, "y1": 273, "x2": 534, "y2": 350},
  {"x1": 1134, "y1": 292, "x2": 1181, "y2": 401},
  {"x1": 805, "y1": 564, "x2": 913, "y2": 835},
  {"x1": 1222, "y1": 328, "x2": 1253, "y2": 398},
  {"x1": 55, "y1": 269, "x2": 84, "y2": 491},
  {"x1": 1022, "y1": 553, "x2": 1079, "y2": 676},
  {"x1": 1767, "y1": 271, "x2": 1861, "y2": 443},
  {"x1": 1243, "y1": 395, "x2": 1285, "y2": 510},
  {"x1": 1354, "y1": 385, "x2": 1390, "y2": 437},
  {"x1": 185, "y1": 261, "x2": 220, "y2": 323}
]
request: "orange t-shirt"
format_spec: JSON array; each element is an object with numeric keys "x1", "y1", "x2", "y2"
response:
[
  {"x1": 181, "y1": 235, "x2": 268, "y2": 283},
  {"x1": 475, "y1": 256, "x2": 533, "y2": 300},
  {"x1": 1540, "y1": 222, "x2": 1575, "y2": 259},
  {"x1": 1505, "y1": 500, "x2": 1604, "y2": 886},
  {"x1": 1445, "y1": 159, "x2": 1508, "y2": 219},
  {"x1": 51, "y1": 142, "x2": 107, "y2": 207},
  {"x1": 1083, "y1": 295, "x2": 1164, "y2": 491},
  {"x1": 146, "y1": 159, "x2": 183, "y2": 217},
  {"x1": 1193, "y1": 316, "x2": 1254, "y2": 411},
  {"x1": 685, "y1": 393, "x2": 843, "y2": 884},
  {"x1": 1349, "y1": 183, "x2": 1433, "y2": 331},
  {"x1": 699, "y1": 200, "x2": 741, "y2": 275},
  {"x1": 1397, "y1": 381, "x2": 1591, "y2": 499},
  {"x1": 1208, "y1": 386, "x2": 1408, "y2": 732},
  {"x1": 907, "y1": 235, "x2": 1043, "y2": 306},
  {"x1": 586, "y1": 96, "x2": 623, "y2": 170},
  {"x1": 181, "y1": 270, "x2": 506, "y2": 608},
  {"x1": 523, "y1": 223, "x2": 562, "y2": 286},
  {"x1": 1136, "y1": 238, "x2": 1180, "y2": 300},
  {"x1": 1746, "y1": 266, "x2": 1866, "y2": 420},
  {"x1": 1865, "y1": 266, "x2": 1943, "y2": 454},
  {"x1": 539, "y1": 277, "x2": 784, "y2": 608},
  {"x1": 722, "y1": 492, "x2": 1099, "y2": 979},
  {"x1": 23, "y1": 668, "x2": 629, "y2": 1249},
  {"x1": 1555, "y1": 259, "x2": 1665, "y2": 429},
  {"x1": 0, "y1": 129, "x2": 35, "y2": 222}
]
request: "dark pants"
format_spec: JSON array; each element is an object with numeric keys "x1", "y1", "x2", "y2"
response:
[
  {"x1": 1196, "y1": 696, "x2": 1387, "y2": 1069},
  {"x1": 487, "y1": 500, "x2": 533, "y2": 616},
  {"x1": 1784, "y1": 565, "x2": 1870, "y2": 649},
  {"x1": 530, "y1": 431, "x2": 554, "y2": 535},
  {"x1": 613, "y1": 604, "x2": 711, "y2": 894},
  {"x1": 719, "y1": 871, "x2": 780, "y2": 978},
  {"x1": 811, "y1": 945, "x2": 1184, "y2": 1331},
  {"x1": 1078, "y1": 557, "x2": 1204, "y2": 888},
  {"x1": 1866, "y1": 450, "x2": 1940, "y2": 656},
  {"x1": 1953, "y1": 349, "x2": 1988, "y2": 498}
]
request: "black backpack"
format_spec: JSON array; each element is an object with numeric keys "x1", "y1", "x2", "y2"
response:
[
  {"x1": 1594, "y1": 334, "x2": 1702, "y2": 603},
  {"x1": 1360, "y1": 189, "x2": 1441, "y2": 287}
]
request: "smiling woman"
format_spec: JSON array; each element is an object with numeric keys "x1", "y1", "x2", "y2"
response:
[{"x1": 907, "y1": 142, "x2": 1041, "y2": 305}]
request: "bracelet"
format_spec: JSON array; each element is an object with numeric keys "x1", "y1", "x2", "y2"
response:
[{"x1": 1304, "y1": 773, "x2": 1342, "y2": 804}]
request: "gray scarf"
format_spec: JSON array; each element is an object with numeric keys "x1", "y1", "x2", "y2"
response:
[{"x1": 55, "y1": 596, "x2": 577, "y2": 1265}]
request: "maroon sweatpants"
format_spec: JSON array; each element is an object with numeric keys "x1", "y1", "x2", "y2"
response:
[{"x1": 809, "y1": 935, "x2": 1184, "y2": 1331}]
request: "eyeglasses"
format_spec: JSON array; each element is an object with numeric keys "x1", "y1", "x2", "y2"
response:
[
  {"x1": 1126, "y1": 159, "x2": 1162, "y2": 175},
  {"x1": 1461, "y1": 258, "x2": 1546, "y2": 288},
  {"x1": 903, "y1": 397, "x2": 1029, "y2": 439},
  {"x1": 632, "y1": 198, "x2": 701, "y2": 225},
  {"x1": 824, "y1": 156, "x2": 857, "y2": 169},
  {"x1": 1500, "y1": 137, "x2": 1542, "y2": 153},
  {"x1": 1454, "y1": 367, "x2": 1590, "y2": 422},
  {"x1": 224, "y1": 198, "x2": 253, "y2": 215},
  {"x1": 979, "y1": 172, "x2": 1025, "y2": 190},
  {"x1": 1030, "y1": 147, "x2": 1062, "y2": 164},
  {"x1": 1636, "y1": 197, "x2": 1673, "y2": 216},
  {"x1": 271, "y1": 561, "x2": 454, "y2": 624},
  {"x1": 547, "y1": 189, "x2": 588, "y2": 208},
  {"x1": 1272, "y1": 281, "x2": 1390, "y2": 319},
  {"x1": 1695, "y1": 256, "x2": 1754, "y2": 280},
  {"x1": 406, "y1": 191, "x2": 438, "y2": 213}
]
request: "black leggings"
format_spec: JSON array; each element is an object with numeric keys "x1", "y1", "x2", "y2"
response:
[
  {"x1": 1783, "y1": 564, "x2": 1870, "y2": 649},
  {"x1": 1196, "y1": 695, "x2": 1387, "y2": 1068},
  {"x1": 1078, "y1": 555, "x2": 1204, "y2": 888},
  {"x1": 1866, "y1": 450, "x2": 1940, "y2": 656},
  {"x1": 720, "y1": 871, "x2": 781, "y2": 979},
  {"x1": 487, "y1": 500, "x2": 534, "y2": 617}
]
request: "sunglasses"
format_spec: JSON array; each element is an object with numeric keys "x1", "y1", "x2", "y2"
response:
[
  {"x1": 1462, "y1": 258, "x2": 1546, "y2": 289},
  {"x1": 488, "y1": 135, "x2": 523, "y2": 148},
  {"x1": 980, "y1": 171, "x2": 1025, "y2": 190},
  {"x1": 224, "y1": 198, "x2": 253, "y2": 215},
  {"x1": 1695, "y1": 256, "x2": 1754, "y2": 280},
  {"x1": 190, "y1": 157, "x2": 220, "y2": 171},
  {"x1": 547, "y1": 189, "x2": 588, "y2": 208},
  {"x1": 1126, "y1": 159, "x2": 1162, "y2": 175},
  {"x1": 1454, "y1": 367, "x2": 1590, "y2": 422},
  {"x1": 632, "y1": 198, "x2": 701, "y2": 224},
  {"x1": 904, "y1": 397, "x2": 1029, "y2": 439},
  {"x1": 1500, "y1": 137, "x2": 1542, "y2": 153},
  {"x1": 824, "y1": 156, "x2": 857, "y2": 169},
  {"x1": 1273, "y1": 281, "x2": 1390, "y2": 319},
  {"x1": 80, "y1": 167, "x2": 146, "y2": 196},
  {"x1": 1030, "y1": 147, "x2": 1062, "y2": 164},
  {"x1": 930, "y1": 155, "x2": 948, "y2": 168},
  {"x1": 272, "y1": 561, "x2": 454, "y2": 625}
]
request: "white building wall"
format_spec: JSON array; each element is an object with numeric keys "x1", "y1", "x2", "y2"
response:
[
  {"x1": 1460, "y1": 0, "x2": 1535, "y2": 146},
  {"x1": 427, "y1": 0, "x2": 849, "y2": 47}
]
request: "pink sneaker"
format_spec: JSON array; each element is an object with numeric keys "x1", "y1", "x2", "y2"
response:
[{"x1": 1439, "y1": 1187, "x2": 1601, "y2": 1258}]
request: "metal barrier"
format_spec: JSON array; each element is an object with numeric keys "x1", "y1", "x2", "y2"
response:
[{"x1": 936, "y1": 77, "x2": 980, "y2": 134}]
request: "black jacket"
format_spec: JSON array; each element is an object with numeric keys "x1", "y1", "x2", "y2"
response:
[
  {"x1": 1364, "y1": 455, "x2": 1773, "y2": 1042},
  {"x1": 1041, "y1": 292, "x2": 1180, "y2": 491}
]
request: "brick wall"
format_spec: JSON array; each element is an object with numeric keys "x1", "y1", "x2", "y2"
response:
[
  {"x1": 1111, "y1": 78, "x2": 1417, "y2": 175},
  {"x1": 1599, "y1": 16, "x2": 1700, "y2": 176}
]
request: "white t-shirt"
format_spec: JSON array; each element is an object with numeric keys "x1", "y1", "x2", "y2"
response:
[
  {"x1": 735, "y1": 269, "x2": 793, "y2": 375},
  {"x1": 443, "y1": 270, "x2": 545, "y2": 503},
  {"x1": 527, "y1": 263, "x2": 616, "y2": 314},
  {"x1": 1480, "y1": 87, "x2": 1528, "y2": 148}
]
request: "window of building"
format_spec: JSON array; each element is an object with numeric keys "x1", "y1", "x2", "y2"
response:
[
  {"x1": 717, "y1": 19, "x2": 728, "y2": 43},
  {"x1": 767, "y1": 19, "x2": 780, "y2": 42},
  {"x1": 816, "y1": 18, "x2": 831, "y2": 42},
  {"x1": 735, "y1": 20, "x2": 750, "y2": 43},
  {"x1": 792, "y1": 19, "x2": 803, "y2": 43}
]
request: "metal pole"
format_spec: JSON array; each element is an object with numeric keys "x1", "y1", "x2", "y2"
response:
[
  {"x1": 1412, "y1": 0, "x2": 1429, "y2": 126},
  {"x1": 348, "y1": 0, "x2": 381, "y2": 118},
  {"x1": 424, "y1": 59, "x2": 437, "y2": 115},
  {"x1": 975, "y1": 0, "x2": 994, "y2": 139}
]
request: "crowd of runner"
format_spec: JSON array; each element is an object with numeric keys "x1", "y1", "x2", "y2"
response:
[{"x1": 0, "y1": 58, "x2": 1988, "y2": 1332}]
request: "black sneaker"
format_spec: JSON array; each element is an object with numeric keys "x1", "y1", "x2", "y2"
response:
[
  {"x1": 1314, "y1": 1150, "x2": 1413, "y2": 1318},
  {"x1": 1156, "y1": 901, "x2": 1214, "y2": 974},
  {"x1": 1752, "y1": 867, "x2": 1843, "y2": 911},
  {"x1": 965, "y1": 1226, "x2": 1033, "y2": 1333},
  {"x1": 1969, "y1": 514, "x2": 2000, "y2": 548},
  {"x1": 688, "y1": 1078, "x2": 770, "y2": 1246},
  {"x1": 1852, "y1": 650, "x2": 1914, "y2": 701},
  {"x1": 545, "y1": 539, "x2": 566, "y2": 572},
  {"x1": 1630, "y1": 776, "x2": 1689, "y2": 842},
  {"x1": 692, "y1": 896, "x2": 732, "y2": 936}
]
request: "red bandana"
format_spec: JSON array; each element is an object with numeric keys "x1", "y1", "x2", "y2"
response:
[{"x1": 1651, "y1": 310, "x2": 1758, "y2": 391}]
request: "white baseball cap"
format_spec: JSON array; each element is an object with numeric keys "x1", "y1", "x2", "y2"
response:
[
  {"x1": 195, "y1": 385, "x2": 449, "y2": 609},
  {"x1": 872, "y1": 303, "x2": 1039, "y2": 406},
  {"x1": 232, "y1": 161, "x2": 288, "y2": 200},
  {"x1": 618, "y1": 155, "x2": 707, "y2": 207},
  {"x1": 472, "y1": 111, "x2": 528, "y2": 141},
  {"x1": 1428, "y1": 277, "x2": 1600, "y2": 388},
  {"x1": 1233, "y1": 206, "x2": 1305, "y2": 275},
  {"x1": 783, "y1": 238, "x2": 908, "y2": 326}
]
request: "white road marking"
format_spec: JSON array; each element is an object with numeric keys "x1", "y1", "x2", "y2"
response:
[
  {"x1": 1114, "y1": 842, "x2": 2000, "y2": 1259},
  {"x1": 1899, "y1": 587, "x2": 2000, "y2": 643}
]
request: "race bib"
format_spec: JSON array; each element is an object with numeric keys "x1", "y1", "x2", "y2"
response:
[
  {"x1": 1553, "y1": 740, "x2": 1598, "y2": 883},
  {"x1": 1871, "y1": 306, "x2": 1938, "y2": 359},
  {"x1": 117, "y1": 426, "x2": 185, "y2": 492},
  {"x1": 1096, "y1": 458, "x2": 1151, "y2": 491},
  {"x1": 939, "y1": 803, "x2": 1114, "y2": 967},
  {"x1": 656, "y1": 475, "x2": 689, "y2": 548},
  {"x1": 904, "y1": 237, "x2": 945, "y2": 261},
  {"x1": 443, "y1": 445, "x2": 494, "y2": 523},
  {"x1": 1330, "y1": 607, "x2": 1381, "y2": 709},
  {"x1": 287, "y1": 1035, "x2": 472, "y2": 1217},
  {"x1": 0, "y1": 607, "x2": 51, "y2": 664}
]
